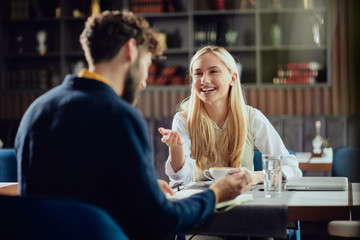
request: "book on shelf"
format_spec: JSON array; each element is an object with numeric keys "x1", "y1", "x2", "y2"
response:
[
  {"x1": 131, "y1": 0, "x2": 164, "y2": 13},
  {"x1": 164, "y1": 0, "x2": 175, "y2": 12},
  {"x1": 147, "y1": 63, "x2": 158, "y2": 85},
  {"x1": 156, "y1": 66, "x2": 178, "y2": 85},
  {"x1": 274, "y1": 61, "x2": 323, "y2": 84},
  {"x1": 215, "y1": 0, "x2": 226, "y2": 10},
  {"x1": 194, "y1": 23, "x2": 217, "y2": 46},
  {"x1": 273, "y1": 77, "x2": 316, "y2": 84},
  {"x1": 146, "y1": 64, "x2": 188, "y2": 85},
  {"x1": 10, "y1": 0, "x2": 30, "y2": 20},
  {"x1": 6, "y1": 68, "x2": 52, "y2": 90},
  {"x1": 285, "y1": 62, "x2": 324, "y2": 71},
  {"x1": 277, "y1": 69, "x2": 318, "y2": 78}
]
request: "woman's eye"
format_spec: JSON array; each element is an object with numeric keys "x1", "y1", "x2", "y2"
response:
[{"x1": 194, "y1": 72, "x2": 202, "y2": 76}]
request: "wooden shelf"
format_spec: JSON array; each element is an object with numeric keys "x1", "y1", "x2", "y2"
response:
[
  {"x1": 4, "y1": 18, "x2": 60, "y2": 23},
  {"x1": 0, "y1": 0, "x2": 332, "y2": 93},
  {"x1": 193, "y1": 9, "x2": 256, "y2": 15},
  {"x1": 139, "y1": 12, "x2": 188, "y2": 18},
  {"x1": 259, "y1": 8, "x2": 327, "y2": 13},
  {"x1": 4, "y1": 53, "x2": 61, "y2": 58}
]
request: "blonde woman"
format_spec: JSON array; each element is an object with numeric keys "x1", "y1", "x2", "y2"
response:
[{"x1": 159, "y1": 45, "x2": 302, "y2": 187}]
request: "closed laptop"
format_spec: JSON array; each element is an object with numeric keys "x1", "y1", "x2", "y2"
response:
[{"x1": 285, "y1": 177, "x2": 348, "y2": 191}]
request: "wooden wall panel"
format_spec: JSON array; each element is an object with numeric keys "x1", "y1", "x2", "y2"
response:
[
  {"x1": 266, "y1": 89, "x2": 276, "y2": 115},
  {"x1": 276, "y1": 89, "x2": 285, "y2": 115},
  {"x1": 313, "y1": 88, "x2": 322, "y2": 115},
  {"x1": 0, "y1": 84, "x2": 357, "y2": 119},
  {"x1": 303, "y1": 88, "x2": 312, "y2": 115},
  {"x1": 248, "y1": 89, "x2": 258, "y2": 109},
  {"x1": 295, "y1": 89, "x2": 303, "y2": 115},
  {"x1": 258, "y1": 88, "x2": 266, "y2": 114},
  {"x1": 286, "y1": 89, "x2": 295, "y2": 115}
]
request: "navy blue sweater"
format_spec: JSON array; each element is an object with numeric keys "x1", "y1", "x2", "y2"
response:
[{"x1": 15, "y1": 75, "x2": 215, "y2": 239}]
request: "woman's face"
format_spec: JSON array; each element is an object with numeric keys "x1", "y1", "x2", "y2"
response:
[{"x1": 192, "y1": 52, "x2": 235, "y2": 106}]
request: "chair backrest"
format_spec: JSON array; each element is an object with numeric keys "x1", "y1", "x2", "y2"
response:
[
  {"x1": 332, "y1": 147, "x2": 360, "y2": 182},
  {"x1": 0, "y1": 148, "x2": 17, "y2": 182},
  {"x1": 0, "y1": 195, "x2": 129, "y2": 240},
  {"x1": 253, "y1": 150, "x2": 296, "y2": 171}
]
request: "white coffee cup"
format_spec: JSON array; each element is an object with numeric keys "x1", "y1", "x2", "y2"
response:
[{"x1": 203, "y1": 167, "x2": 235, "y2": 181}]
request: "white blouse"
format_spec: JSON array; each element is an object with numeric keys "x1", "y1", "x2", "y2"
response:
[{"x1": 165, "y1": 105, "x2": 303, "y2": 186}]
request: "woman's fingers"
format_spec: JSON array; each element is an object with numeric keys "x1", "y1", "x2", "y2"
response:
[
  {"x1": 160, "y1": 129, "x2": 183, "y2": 147},
  {"x1": 158, "y1": 127, "x2": 170, "y2": 135}
]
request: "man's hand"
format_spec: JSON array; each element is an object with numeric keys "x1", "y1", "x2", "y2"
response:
[
  {"x1": 228, "y1": 167, "x2": 263, "y2": 185},
  {"x1": 158, "y1": 179, "x2": 174, "y2": 196},
  {"x1": 210, "y1": 169, "x2": 253, "y2": 203}
]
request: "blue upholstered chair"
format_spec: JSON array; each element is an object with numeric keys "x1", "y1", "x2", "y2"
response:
[
  {"x1": 0, "y1": 195, "x2": 129, "y2": 240},
  {"x1": 253, "y1": 150, "x2": 296, "y2": 171},
  {"x1": 328, "y1": 148, "x2": 360, "y2": 238},
  {"x1": 254, "y1": 150, "x2": 300, "y2": 240},
  {"x1": 332, "y1": 147, "x2": 360, "y2": 182},
  {"x1": 0, "y1": 148, "x2": 17, "y2": 182}
]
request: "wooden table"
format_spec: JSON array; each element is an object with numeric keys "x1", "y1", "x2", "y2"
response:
[
  {"x1": 0, "y1": 182, "x2": 19, "y2": 196},
  {"x1": 288, "y1": 188, "x2": 350, "y2": 221},
  {"x1": 351, "y1": 183, "x2": 360, "y2": 220},
  {"x1": 180, "y1": 180, "x2": 356, "y2": 238},
  {"x1": 296, "y1": 152, "x2": 332, "y2": 172}
]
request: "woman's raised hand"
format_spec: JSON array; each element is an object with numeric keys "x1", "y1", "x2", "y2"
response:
[
  {"x1": 158, "y1": 127, "x2": 185, "y2": 173},
  {"x1": 158, "y1": 127, "x2": 184, "y2": 147}
]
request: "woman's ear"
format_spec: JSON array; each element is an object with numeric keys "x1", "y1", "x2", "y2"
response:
[{"x1": 230, "y1": 72, "x2": 237, "y2": 86}]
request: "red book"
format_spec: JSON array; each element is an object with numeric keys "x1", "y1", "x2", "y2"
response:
[
  {"x1": 278, "y1": 69, "x2": 318, "y2": 78},
  {"x1": 215, "y1": 0, "x2": 226, "y2": 10},
  {"x1": 286, "y1": 62, "x2": 324, "y2": 71},
  {"x1": 147, "y1": 63, "x2": 157, "y2": 85},
  {"x1": 183, "y1": 76, "x2": 190, "y2": 85},
  {"x1": 273, "y1": 77, "x2": 315, "y2": 84},
  {"x1": 171, "y1": 76, "x2": 182, "y2": 85},
  {"x1": 156, "y1": 66, "x2": 178, "y2": 85}
]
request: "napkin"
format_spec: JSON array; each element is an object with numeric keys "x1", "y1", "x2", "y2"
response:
[
  {"x1": 215, "y1": 194, "x2": 253, "y2": 213},
  {"x1": 167, "y1": 190, "x2": 253, "y2": 213}
]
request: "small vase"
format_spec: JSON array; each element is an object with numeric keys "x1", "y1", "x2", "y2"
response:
[{"x1": 270, "y1": 24, "x2": 282, "y2": 46}]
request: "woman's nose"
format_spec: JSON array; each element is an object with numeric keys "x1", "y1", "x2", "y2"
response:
[{"x1": 201, "y1": 73, "x2": 208, "y2": 85}]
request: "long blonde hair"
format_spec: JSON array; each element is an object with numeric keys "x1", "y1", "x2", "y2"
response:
[{"x1": 180, "y1": 46, "x2": 248, "y2": 170}]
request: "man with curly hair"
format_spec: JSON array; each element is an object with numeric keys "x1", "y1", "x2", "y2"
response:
[{"x1": 15, "y1": 10, "x2": 252, "y2": 240}]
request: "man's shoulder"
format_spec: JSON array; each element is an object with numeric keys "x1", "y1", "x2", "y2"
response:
[{"x1": 109, "y1": 98, "x2": 147, "y2": 129}]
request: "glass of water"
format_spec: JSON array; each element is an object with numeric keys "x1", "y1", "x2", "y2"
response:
[{"x1": 262, "y1": 154, "x2": 282, "y2": 198}]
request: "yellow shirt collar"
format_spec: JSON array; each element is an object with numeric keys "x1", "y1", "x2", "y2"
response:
[{"x1": 78, "y1": 69, "x2": 112, "y2": 87}]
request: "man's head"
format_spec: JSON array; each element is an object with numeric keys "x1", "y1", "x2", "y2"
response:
[
  {"x1": 80, "y1": 10, "x2": 163, "y2": 66},
  {"x1": 80, "y1": 10, "x2": 163, "y2": 104}
]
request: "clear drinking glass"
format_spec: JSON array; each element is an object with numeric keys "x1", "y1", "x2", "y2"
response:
[{"x1": 262, "y1": 154, "x2": 282, "y2": 198}]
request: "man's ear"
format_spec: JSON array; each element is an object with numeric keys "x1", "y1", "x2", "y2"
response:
[{"x1": 124, "y1": 38, "x2": 138, "y2": 63}]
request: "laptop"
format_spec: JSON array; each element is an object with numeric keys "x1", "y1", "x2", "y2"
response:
[{"x1": 285, "y1": 177, "x2": 348, "y2": 191}]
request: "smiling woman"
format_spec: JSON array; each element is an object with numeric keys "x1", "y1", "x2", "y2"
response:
[
  {"x1": 159, "y1": 45, "x2": 303, "y2": 188},
  {"x1": 192, "y1": 53, "x2": 235, "y2": 110}
]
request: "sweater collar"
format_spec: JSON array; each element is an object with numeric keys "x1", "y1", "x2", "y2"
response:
[{"x1": 78, "y1": 69, "x2": 112, "y2": 87}]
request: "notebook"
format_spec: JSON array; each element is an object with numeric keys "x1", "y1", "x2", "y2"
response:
[{"x1": 285, "y1": 177, "x2": 348, "y2": 191}]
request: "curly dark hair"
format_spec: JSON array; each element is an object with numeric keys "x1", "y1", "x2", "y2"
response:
[{"x1": 80, "y1": 10, "x2": 163, "y2": 65}]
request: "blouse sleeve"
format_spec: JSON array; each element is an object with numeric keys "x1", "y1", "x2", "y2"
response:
[
  {"x1": 165, "y1": 112, "x2": 196, "y2": 186},
  {"x1": 249, "y1": 107, "x2": 303, "y2": 179}
]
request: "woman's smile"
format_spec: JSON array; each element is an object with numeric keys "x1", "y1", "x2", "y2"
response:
[{"x1": 200, "y1": 86, "x2": 216, "y2": 93}]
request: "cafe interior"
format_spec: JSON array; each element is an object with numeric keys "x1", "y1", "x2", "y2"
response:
[{"x1": 0, "y1": 0, "x2": 359, "y2": 239}]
